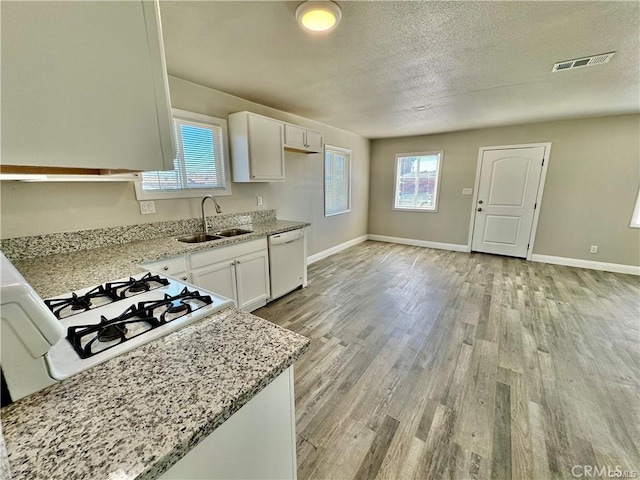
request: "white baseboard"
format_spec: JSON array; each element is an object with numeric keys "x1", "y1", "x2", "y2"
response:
[
  {"x1": 367, "y1": 234, "x2": 470, "y2": 253},
  {"x1": 531, "y1": 254, "x2": 640, "y2": 276},
  {"x1": 307, "y1": 235, "x2": 640, "y2": 276},
  {"x1": 307, "y1": 235, "x2": 369, "y2": 265}
]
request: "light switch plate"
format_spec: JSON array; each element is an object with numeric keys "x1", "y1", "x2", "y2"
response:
[
  {"x1": 139, "y1": 201, "x2": 156, "y2": 215},
  {"x1": 462, "y1": 188, "x2": 473, "y2": 195}
]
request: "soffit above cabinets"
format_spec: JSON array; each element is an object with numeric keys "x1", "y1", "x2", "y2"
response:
[{"x1": 159, "y1": 1, "x2": 639, "y2": 139}]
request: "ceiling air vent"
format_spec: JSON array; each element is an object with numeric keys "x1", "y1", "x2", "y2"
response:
[{"x1": 552, "y1": 52, "x2": 616, "y2": 72}]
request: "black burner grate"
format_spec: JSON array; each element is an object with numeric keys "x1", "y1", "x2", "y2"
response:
[{"x1": 45, "y1": 273, "x2": 170, "y2": 319}]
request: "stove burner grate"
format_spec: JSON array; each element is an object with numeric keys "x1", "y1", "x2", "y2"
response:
[
  {"x1": 106, "y1": 273, "x2": 170, "y2": 299},
  {"x1": 45, "y1": 286, "x2": 116, "y2": 319},
  {"x1": 97, "y1": 323, "x2": 128, "y2": 342},
  {"x1": 67, "y1": 305, "x2": 161, "y2": 359},
  {"x1": 138, "y1": 287, "x2": 213, "y2": 323}
]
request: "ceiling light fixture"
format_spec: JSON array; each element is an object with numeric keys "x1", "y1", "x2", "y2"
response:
[{"x1": 296, "y1": 1, "x2": 342, "y2": 33}]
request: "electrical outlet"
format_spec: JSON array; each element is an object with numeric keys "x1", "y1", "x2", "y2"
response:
[
  {"x1": 589, "y1": 245, "x2": 598, "y2": 254},
  {"x1": 256, "y1": 196, "x2": 263, "y2": 206},
  {"x1": 462, "y1": 188, "x2": 473, "y2": 195},
  {"x1": 139, "y1": 201, "x2": 156, "y2": 215}
]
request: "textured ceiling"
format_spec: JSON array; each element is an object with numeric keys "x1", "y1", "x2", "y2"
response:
[{"x1": 159, "y1": 1, "x2": 640, "y2": 139}]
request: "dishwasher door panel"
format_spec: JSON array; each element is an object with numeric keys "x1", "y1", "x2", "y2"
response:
[{"x1": 268, "y1": 230, "x2": 305, "y2": 300}]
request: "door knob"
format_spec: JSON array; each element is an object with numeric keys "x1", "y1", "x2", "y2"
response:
[{"x1": 477, "y1": 208, "x2": 483, "y2": 212}]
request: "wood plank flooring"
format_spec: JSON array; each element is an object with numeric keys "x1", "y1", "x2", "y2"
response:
[{"x1": 254, "y1": 241, "x2": 640, "y2": 480}]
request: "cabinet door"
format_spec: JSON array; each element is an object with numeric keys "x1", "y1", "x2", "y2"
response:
[
  {"x1": 1, "y1": 1, "x2": 174, "y2": 172},
  {"x1": 234, "y1": 250, "x2": 270, "y2": 311},
  {"x1": 191, "y1": 261, "x2": 238, "y2": 307},
  {"x1": 305, "y1": 130, "x2": 324, "y2": 153},
  {"x1": 247, "y1": 115, "x2": 285, "y2": 181},
  {"x1": 283, "y1": 124, "x2": 306, "y2": 150}
]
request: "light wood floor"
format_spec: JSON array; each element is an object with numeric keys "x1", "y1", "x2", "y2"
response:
[{"x1": 254, "y1": 241, "x2": 640, "y2": 480}]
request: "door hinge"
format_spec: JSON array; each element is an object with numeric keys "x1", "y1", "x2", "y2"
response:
[
  {"x1": 541, "y1": 158, "x2": 545, "y2": 166},
  {"x1": 528, "y1": 243, "x2": 530, "y2": 250},
  {"x1": 534, "y1": 202, "x2": 537, "y2": 209}
]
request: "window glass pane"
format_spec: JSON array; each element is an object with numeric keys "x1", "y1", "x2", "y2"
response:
[
  {"x1": 394, "y1": 152, "x2": 442, "y2": 211},
  {"x1": 141, "y1": 116, "x2": 225, "y2": 192},
  {"x1": 325, "y1": 146, "x2": 351, "y2": 216}
]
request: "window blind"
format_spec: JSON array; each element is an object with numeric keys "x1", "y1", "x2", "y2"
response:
[
  {"x1": 141, "y1": 117, "x2": 226, "y2": 192},
  {"x1": 325, "y1": 146, "x2": 351, "y2": 216}
]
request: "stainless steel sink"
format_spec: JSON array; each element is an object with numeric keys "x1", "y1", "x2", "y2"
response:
[
  {"x1": 177, "y1": 233, "x2": 223, "y2": 244},
  {"x1": 213, "y1": 228, "x2": 253, "y2": 237}
]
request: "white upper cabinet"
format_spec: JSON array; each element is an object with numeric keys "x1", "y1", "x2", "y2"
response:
[
  {"x1": 228, "y1": 112, "x2": 285, "y2": 182},
  {"x1": 0, "y1": 1, "x2": 174, "y2": 173},
  {"x1": 284, "y1": 124, "x2": 323, "y2": 154}
]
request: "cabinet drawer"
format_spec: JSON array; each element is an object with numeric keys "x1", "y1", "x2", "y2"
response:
[
  {"x1": 141, "y1": 255, "x2": 187, "y2": 275},
  {"x1": 189, "y1": 238, "x2": 268, "y2": 270}
]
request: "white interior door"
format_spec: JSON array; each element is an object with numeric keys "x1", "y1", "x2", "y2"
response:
[{"x1": 471, "y1": 146, "x2": 546, "y2": 258}]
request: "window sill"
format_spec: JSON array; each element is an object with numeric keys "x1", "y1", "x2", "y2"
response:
[
  {"x1": 325, "y1": 209, "x2": 351, "y2": 217},
  {"x1": 134, "y1": 181, "x2": 232, "y2": 200},
  {"x1": 392, "y1": 207, "x2": 438, "y2": 213}
]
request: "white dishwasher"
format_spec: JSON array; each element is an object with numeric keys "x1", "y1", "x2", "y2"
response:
[{"x1": 268, "y1": 229, "x2": 305, "y2": 300}]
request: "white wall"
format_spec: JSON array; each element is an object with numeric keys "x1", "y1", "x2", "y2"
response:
[{"x1": 0, "y1": 77, "x2": 371, "y2": 256}]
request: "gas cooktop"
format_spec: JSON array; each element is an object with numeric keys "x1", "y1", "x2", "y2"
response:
[{"x1": 44, "y1": 272, "x2": 235, "y2": 380}]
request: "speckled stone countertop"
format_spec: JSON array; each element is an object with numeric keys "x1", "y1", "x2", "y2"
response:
[
  {"x1": 10, "y1": 219, "x2": 309, "y2": 299},
  {"x1": 1, "y1": 307, "x2": 309, "y2": 480}
]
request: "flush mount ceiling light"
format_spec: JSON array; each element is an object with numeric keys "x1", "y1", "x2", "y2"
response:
[{"x1": 296, "y1": 1, "x2": 342, "y2": 33}]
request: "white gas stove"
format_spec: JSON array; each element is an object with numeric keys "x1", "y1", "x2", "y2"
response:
[{"x1": 0, "y1": 253, "x2": 234, "y2": 402}]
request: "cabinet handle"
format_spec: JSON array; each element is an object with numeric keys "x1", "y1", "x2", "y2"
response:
[
  {"x1": 236, "y1": 260, "x2": 241, "y2": 264},
  {"x1": 181, "y1": 276, "x2": 188, "y2": 281},
  {"x1": 231, "y1": 261, "x2": 236, "y2": 266},
  {"x1": 163, "y1": 266, "x2": 169, "y2": 271}
]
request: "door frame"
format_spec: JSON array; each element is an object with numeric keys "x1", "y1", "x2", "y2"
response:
[{"x1": 467, "y1": 142, "x2": 552, "y2": 260}]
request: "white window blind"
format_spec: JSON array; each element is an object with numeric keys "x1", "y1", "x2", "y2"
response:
[
  {"x1": 136, "y1": 109, "x2": 231, "y2": 200},
  {"x1": 393, "y1": 151, "x2": 444, "y2": 212},
  {"x1": 325, "y1": 145, "x2": 351, "y2": 217}
]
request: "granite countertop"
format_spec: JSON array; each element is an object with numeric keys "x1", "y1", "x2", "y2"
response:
[
  {"x1": 1, "y1": 307, "x2": 309, "y2": 480},
  {"x1": 11, "y1": 219, "x2": 309, "y2": 299}
]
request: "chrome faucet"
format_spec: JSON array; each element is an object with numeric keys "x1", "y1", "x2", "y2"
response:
[{"x1": 201, "y1": 195, "x2": 222, "y2": 233}]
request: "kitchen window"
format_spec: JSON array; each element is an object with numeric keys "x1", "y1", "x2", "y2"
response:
[
  {"x1": 135, "y1": 109, "x2": 231, "y2": 200},
  {"x1": 324, "y1": 145, "x2": 351, "y2": 217},
  {"x1": 393, "y1": 151, "x2": 444, "y2": 212}
]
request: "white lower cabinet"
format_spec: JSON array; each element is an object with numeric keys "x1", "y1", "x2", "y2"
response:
[
  {"x1": 159, "y1": 366, "x2": 297, "y2": 480},
  {"x1": 190, "y1": 239, "x2": 270, "y2": 312},
  {"x1": 191, "y1": 260, "x2": 237, "y2": 305},
  {"x1": 141, "y1": 239, "x2": 271, "y2": 312}
]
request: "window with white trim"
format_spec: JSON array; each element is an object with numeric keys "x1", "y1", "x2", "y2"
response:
[
  {"x1": 135, "y1": 108, "x2": 231, "y2": 200},
  {"x1": 393, "y1": 151, "x2": 443, "y2": 212},
  {"x1": 324, "y1": 145, "x2": 351, "y2": 217},
  {"x1": 631, "y1": 188, "x2": 640, "y2": 228}
]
